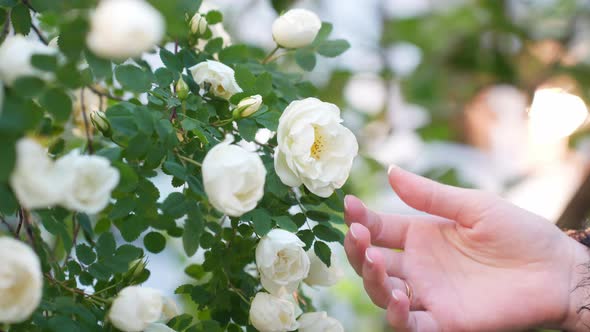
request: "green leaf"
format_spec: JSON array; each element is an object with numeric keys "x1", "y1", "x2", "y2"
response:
[
  {"x1": 59, "y1": 17, "x2": 89, "y2": 59},
  {"x1": 0, "y1": 136, "x2": 16, "y2": 182},
  {"x1": 205, "y1": 37, "x2": 224, "y2": 54},
  {"x1": 161, "y1": 192, "x2": 189, "y2": 218},
  {"x1": 255, "y1": 72, "x2": 273, "y2": 96},
  {"x1": 13, "y1": 77, "x2": 46, "y2": 98},
  {"x1": 163, "y1": 160, "x2": 186, "y2": 180},
  {"x1": 274, "y1": 216, "x2": 298, "y2": 232},
  {"x1": 31, "y1": 54, "x2": 58, "y2": 72},
  {"x1": 96, "y1": 233, "x2": 116, "y2": 259},
  {"x1": 306, "y1": 210, "x2": 330, "y2": 222},
  {"x1": 313, "y1": 224, "x2": 340, "y2": 242},
  {"x1": 298, "y1": 229, "x2": 314, "y2": 250},
  {"x1": 219, "y1": 45, "x2": 249, "y2": 64},
  {"x1": 237, "y1": 118, "x2": 257, "y2": 142},
  {"x1": 154, "y1": 67, "x2": 174, "y2": 86},
  {"x1": 115, "y1": 64, "x2": 153, "y2": 93},
  {"x1": 76, "y1": 244, "x2": 96, "y2": 265},
  {"x1": 249, "y1": 209, "x2": 272, "y2": 236},
  {"x1": 234, "y1": 65, "x2": 256, "y2": 92},
  {"x1": 113, "y1": 162, "x2": 138, "y2": 192},
  {"x1": 0, "y1": 184, "x2": 18, "y2": 214},
  {"x1": 144, "y1": 231, "x2": 166, "y2": 253},
  {"x1": 160, "y1": 48, "x2": 183, "y2": 73},
  {"x1": 205, "y1": 10, "x2": 223, "y2": 24},
  {"x1": 295, "y1": 49, "x2": 316, "y2": 71},
  {"x1": 183, "y1": 204, "x2": 203, "y2": 257},
  {"x1": 10, "y1": 3, "x2": 31, "y2": 35},
  {"x1": 109, "y1": 195, "x2": 137, "y2": 219},
  {"x1": 116, "y1": 215, "x2": 148, "y2": 242},
  {"x1": 147, "y1": 0, "x2": 202, "y2": 37},
  {"x1": 39, "y1": 88, "x2": 73, "y2": 122},
  {"x1": 317, "y1": 39, "x2": 350, "y2": 57},
  {"x1": 312, "y1": 22, "x2": 333, "y2": 46},
  {"x1": 185, "y1": 264, "x2": 206, "y2": 279},
  {"x1": 85, "y1": 51, "x2": 112, "y2": 80},
  {"x1": 314, "y1": 241, "x2": 331, "y2": 267}
]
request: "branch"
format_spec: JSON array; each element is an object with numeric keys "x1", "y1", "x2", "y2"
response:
[
  {"x1": 88, "y1": 85, "x2": 125, "y2": 102},
  {"x1": 30, "y1": 22, "x2": 48, "y2": 45},
  {"x1": 79, "y1": 88, "x2": 95, "y2": 154}
]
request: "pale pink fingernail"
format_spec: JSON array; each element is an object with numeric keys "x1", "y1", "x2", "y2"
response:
[
  {"x1": 391, "y1": 290, "x2": 399, "y2": 303},
  {"x1": 365, "y1": 249, "x2": 374, "y2": 264},
  {"x1": 387, "y1": 164, "x2": 399, "y2": 175},
  {"x1": 349, "y1": 223, "x2": 359, "y2": 240},
  {"x1": 344, "y1": 195, "x2": 350, "y2": 210}
]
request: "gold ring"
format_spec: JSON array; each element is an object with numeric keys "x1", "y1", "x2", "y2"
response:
[{"x1": 403, "y1": 280, "x2": 413, "y2": 303}]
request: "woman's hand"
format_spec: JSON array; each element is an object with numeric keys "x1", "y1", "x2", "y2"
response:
[{"x1": 344, "y1": 166, "x2": 590, "y2": 332}]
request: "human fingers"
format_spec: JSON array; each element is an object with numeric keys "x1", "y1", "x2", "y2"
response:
[{"x1": 344, "y1": 223, "x2": 371, "y2": 275}]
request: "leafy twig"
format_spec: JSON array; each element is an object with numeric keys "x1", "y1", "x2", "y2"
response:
[
  {"x1": 178, "y1": 154, "x2": 202, "y2": 167},
  {"x1": 262, "y1": 45, "x2": 280, "y2": 64}
]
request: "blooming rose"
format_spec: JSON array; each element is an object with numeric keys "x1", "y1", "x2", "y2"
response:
[
  {"x1": 190, "y1": 12, "x2": 208, "y2": 35},
  {"x1": 108, "y1": 286, "x2": 163, "y2": 332},
  {"x1": 10, "y1": 138, "x2": 64, "y2": 209},
  {"x1": 202, "y1": 140, "x2": 266, "y2": 217},
  {"x1": 0, "y1": 35, "x2": 55, "y2": 86},
  {"x1": 249, "y1": 292, "x2": 299, "y2": 332},
  {"x1": 274, "y1": 97, "x2": 358, "y2": 197},
  {"x1": 189, "y1": 60, "x2": 242, "y2": 99},
  {"x1": 272, "y1": 9, "x2": 322, "y2": 49},
  {"x1": 86, "y1": 0, "x2": 165, "y2": 59},
  {"x1": 55, "y1": 152, "x2": 120, "y2": 214},
  {"x1": 297, "y1": 312, "x2": 344, "y2": 332},
  {"x1": 255, "y1": 229, "x2": 310, "y2": 295},
  {"x1": 145, "y1": 323, "x2": 176, "y2": 332},
  {"x1": 0, "y1": 237, "x2": 42, "y2": 323},
  {"x1": 234, "y1": 95, "x2": 263, "y2": 118},
  {"x1": 304, "y1": 250, "x2": 342, "y2": 287}
]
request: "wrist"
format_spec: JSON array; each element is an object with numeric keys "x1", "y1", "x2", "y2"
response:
[{"x1": 558, "y1": 238, "x2": 590, "y2": 331}]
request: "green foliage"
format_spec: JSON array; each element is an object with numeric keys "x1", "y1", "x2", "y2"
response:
[{"x1": 0, "y1": 1, "x2": 351, "y2": 331}]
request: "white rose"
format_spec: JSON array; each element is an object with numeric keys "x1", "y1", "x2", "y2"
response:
[
  {"x1": 274, "y1": 97, "x2": 358, "y2": 197},
  {"x1": 297, "y1": 312, "x2": 344, "y2": 332},
  {"x1": 0, "y1": 35, "x2": 55, "y2": 86},
  {"x1": 189, "y1": 60, "x2": 242, "y2": 99},
  {"x1": 145, "y1": 323, "x2": 176, "y2": 332},
  {"x1": 0, "y1": 237, "x2": 42, "y2": 323},
  {"x1": 86, "y1": 0, "x2": 165, "y2": 59},
  {"x1": 108, "y1": 286, "x2": 163, "y2": 332},
  {"x1": 304, "y1": 250, "x2": 342, "y2": 287},
  {"x1": 202, "y1": 140, "x2": 266, "y2": 217},
  {"x1": 234, "y1": 95, "x2": 263, "y2": 118},
  {"x1": 249, "y1": 292, "x2": 298, "y2": 332},
  {"x1": 255, "y1": 229, "x2": 310, "y2": 295},
  {"x1": 9, "y1": 138, "x2": 65, "y2": 209},
  {"x1": 55, "y1": 152, "x2": 120, "y2": 214},
  {"x1": 190, "y1": 12, "x2": 208, "y2": 35},
  {"x1": 272, "y1": 9, "x2": 322, "y2": 49}
]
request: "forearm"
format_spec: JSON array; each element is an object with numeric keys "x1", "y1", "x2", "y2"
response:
[{"x1": 559, "y1": 238, "x2": 590, "y2": 331}]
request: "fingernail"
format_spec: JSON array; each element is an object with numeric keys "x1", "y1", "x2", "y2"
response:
[
  {"x1": 387, "y1": 164, "x2": 399, "y2": 175},
  {"x1": 365, "y1": 249, "x2": 374, "y2": 264},
  {"x1": 349, "y1": 223, "x2": 359, "y2": 240},
  {"x1": 391, "y1": 290, "x2": 399, "y2": 303},
  {"x1": 344, "y1": 195, "x2": 350, "y2": 210}
]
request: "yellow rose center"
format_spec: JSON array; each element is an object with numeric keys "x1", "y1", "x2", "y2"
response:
[{"x1": 310, "y1": 126, "x2": 325, "y2": 160}]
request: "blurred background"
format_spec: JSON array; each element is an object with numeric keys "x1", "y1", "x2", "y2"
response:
[{"x1": 144, "y1": 0, "x2": 590, "y2": 330}]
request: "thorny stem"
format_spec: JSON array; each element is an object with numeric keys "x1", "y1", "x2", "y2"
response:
[
  {"x1": 80, "y1": 88, "x2": 95, "y2": 155},
  {"x1": 44, "y1": 273, "x2": 109, "y2": 305},
  {"x1": 178, "y1": 154, "x2": 202, "y2": 167},
  {"x1": 261, "y1": 45, "x2": 281, "y2": 64}
]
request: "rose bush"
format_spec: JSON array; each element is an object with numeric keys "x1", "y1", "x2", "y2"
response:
[{"x1": 0, "y1": 0, "x2": 353, "y2": 331}]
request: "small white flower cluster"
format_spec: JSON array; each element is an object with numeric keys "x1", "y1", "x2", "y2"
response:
[
  {"x1": 10, "y1": 138, "x2": 119, "y2": 213},
  {"x1": 108, "y1": 286, "x2": 179, "y2": 332},
  {"x1": 249, "y1": 229, "x2": 344, "y2": 332}
]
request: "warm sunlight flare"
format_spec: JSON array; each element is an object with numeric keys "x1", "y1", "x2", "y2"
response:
[{"x1": 528, "y1": 88, "x2": 588, "y2": 141}]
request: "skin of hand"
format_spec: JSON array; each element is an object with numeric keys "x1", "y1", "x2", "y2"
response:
[{"x1": 344, "y1": 165, "x2": 590, "y2": 332}]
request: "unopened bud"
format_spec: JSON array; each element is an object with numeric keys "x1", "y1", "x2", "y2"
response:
[
  {"x1": 190, "y1": 13, "x2": 208, "y2": 35},
  {"x1": 233, "y1": 95, "x2": 263, "y2": 118},
  {"x1": 90, "y1": 111, "x2": 112, "y2": 137},
  {"x1": 176, "y1": 77, "x2": 190, "y2": 100}
]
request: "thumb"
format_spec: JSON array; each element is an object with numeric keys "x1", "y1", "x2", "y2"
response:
[{"x1": 387, "y1": 165, "x2": 494, "y2": 228}]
